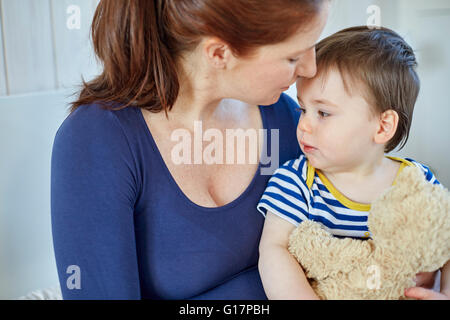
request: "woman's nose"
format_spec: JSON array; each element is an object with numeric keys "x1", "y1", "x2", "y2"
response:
[{"x1": 296, "y1": 48, "x2": 317, "y2": 79}]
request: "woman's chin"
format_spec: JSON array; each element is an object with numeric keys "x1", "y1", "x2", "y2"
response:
[{"x1": 260, "y1": 93, "x2": 283, "y2": 106}]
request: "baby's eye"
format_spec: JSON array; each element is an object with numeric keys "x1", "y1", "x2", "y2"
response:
[
  {"x1": 294, "y1": 106, "x2": 305, "y2": 114},
  {"x1": 319, "y1": 111, "x2": 330, "y2": 118}
]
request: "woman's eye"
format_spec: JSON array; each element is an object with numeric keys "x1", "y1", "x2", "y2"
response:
[{"x1": 289, "y1": 58, "x2": 300, "y2": 63}]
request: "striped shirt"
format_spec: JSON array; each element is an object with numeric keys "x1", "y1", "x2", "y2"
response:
[{"x1": 256, "y1": 155, "x2": 440, "y2": 239}]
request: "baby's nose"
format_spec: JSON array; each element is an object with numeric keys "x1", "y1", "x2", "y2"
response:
[{"x1": 298, "y1": 114, "x2": 313, "y2": 133}]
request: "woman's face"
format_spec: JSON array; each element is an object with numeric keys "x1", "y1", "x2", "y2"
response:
[{"x1": 226, "y1": 3, "x2": 329, "y2": 106}]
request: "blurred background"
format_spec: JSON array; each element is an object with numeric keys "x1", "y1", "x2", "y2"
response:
[{"x1": 0, "y1": 0, "x2": 449, "y2": 299}]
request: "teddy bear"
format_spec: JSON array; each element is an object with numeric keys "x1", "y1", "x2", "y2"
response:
[{"x1": 287, "y1": 166, "x2": 450, "y2": 300}]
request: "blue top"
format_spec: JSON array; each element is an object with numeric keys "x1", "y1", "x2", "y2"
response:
[{"x1": 51, "y1": 93, "x2": 301, "y2": 300}]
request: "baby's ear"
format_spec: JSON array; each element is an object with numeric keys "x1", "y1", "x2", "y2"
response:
[
  {"x1": 288, "y1": 220, "x2": 373, "y2": 280},
  {"x1": 373, "y1": 109, "x2": 399, "y2": 146}
]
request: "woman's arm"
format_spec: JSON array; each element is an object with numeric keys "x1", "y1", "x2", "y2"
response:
[
  {"x1": 51, "y1": 106, "x2": 141, "y2": 299},
  {"x1": 258, "y1": 211, "x2": 319, "y2": 300}
]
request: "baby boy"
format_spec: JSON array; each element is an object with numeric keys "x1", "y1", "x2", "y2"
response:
[{"x1": 257, "y1": 26, "x2": 449, "y2": 300}]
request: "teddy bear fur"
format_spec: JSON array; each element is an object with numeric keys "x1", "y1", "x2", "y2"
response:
[{"x1": 288, "y1": 166, "x2": 450, "y2": 300}]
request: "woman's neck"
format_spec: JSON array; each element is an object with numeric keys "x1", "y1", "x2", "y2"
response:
[{"x1": 165, "y1": 53, "x2": 226, "y2": 125}]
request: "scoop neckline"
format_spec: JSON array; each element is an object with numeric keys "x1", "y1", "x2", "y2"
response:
[{"x1": 136, "y1": 105, "x2": 267, "y2": 212}]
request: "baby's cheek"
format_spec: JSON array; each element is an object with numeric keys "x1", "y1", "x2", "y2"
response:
[
  {"x1": 321, "y1": 133, "x2": 349, "y2": 161},
  {"x1": 296, "y1": 126, "x2": 302, "y2": 146},
  {"x1": 322, "y1": 130, "x2": 340, "y2": 150}
]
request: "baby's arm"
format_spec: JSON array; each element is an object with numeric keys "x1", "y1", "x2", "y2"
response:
[{"x1": 258, "y1": 211, "x2": 319, "y2": 300}]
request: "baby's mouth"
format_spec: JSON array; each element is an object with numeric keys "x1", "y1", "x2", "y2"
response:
[{"x1": 300, "y1": 141, "x2": 317, "y2": 153}]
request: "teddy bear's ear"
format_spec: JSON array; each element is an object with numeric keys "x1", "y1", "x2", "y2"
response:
[
  {"x1": 368, "y1": 166, "x2": 450, "y2": 271},
  {"x1": 288, "y1": 220, "x2": 373, "y2": 280}
]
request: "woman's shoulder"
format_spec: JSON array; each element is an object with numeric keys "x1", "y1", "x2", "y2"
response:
[
  {"x1": 62, "y1": 102, "x2": 131, "y2": 129},
  {"x1": 57, "y1": 102, "x2": 139, "y2": 142},
  {"x1": 53, "y1": 102, "x2": 141, "y2": 161}
]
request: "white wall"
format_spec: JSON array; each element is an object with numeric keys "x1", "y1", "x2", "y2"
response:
[
  {"x1": 0, "y1": 0, "x2": 100, "y2": 95},
  {"x1": 0, "y1": 89, "x2": 72, "y2": 299},
  {"x1": 0, "y1": 0, "x2": 99, "y2": 299},
  {"x1": 391, "y1": 0, "x2": 450, "y2": 187}
]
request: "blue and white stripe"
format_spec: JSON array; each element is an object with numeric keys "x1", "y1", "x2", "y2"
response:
[{"x1": 257, "y1": 155, "x2": 440, "y2": 239}]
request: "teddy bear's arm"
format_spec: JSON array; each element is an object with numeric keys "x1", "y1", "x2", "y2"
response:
[{"x1": 288, "y1": 220, "x2": 373, "y2": 280}]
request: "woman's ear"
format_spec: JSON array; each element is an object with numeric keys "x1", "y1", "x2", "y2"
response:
[
  {"x1": 202, "y1": 37, "x2": 233, "y2": 69},
  {"x1": 373, "y1": 109, "x2": 399, "y2": 145}
]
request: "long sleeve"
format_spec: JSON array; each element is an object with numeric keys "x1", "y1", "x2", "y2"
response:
[{"x1": 50, "y1": 105, "x2": 141, "y2": 299}]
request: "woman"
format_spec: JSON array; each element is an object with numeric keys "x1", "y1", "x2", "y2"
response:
[{"x1": 51, "y1": 0, "x2": 328, "y2": 299}]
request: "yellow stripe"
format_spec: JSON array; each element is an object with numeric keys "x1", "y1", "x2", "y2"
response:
[
  {"x1": 309, "y1": 156, "x2": 413, "y2": 211},
  {"x1": 306, "y1": 161, "x2": 315, "y2": 189},
  {"x1": 386, "y1": 156, "x2": 414, "y2": 185},
  {"x1": 315, "y1": 170, "x2": 371, "y2": 212}
]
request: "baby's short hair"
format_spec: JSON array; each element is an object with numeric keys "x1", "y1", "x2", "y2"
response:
[{"x1": 315, "y1": 26, "x2": 420, "y2": 153}]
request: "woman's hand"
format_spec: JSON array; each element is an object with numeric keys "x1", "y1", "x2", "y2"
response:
[
  {"x1": 404, "y1": 287, "x2": 449, "y2": 300},
  {"x1": 404, "y1": 271, "x2": 449, "y2": 300}
]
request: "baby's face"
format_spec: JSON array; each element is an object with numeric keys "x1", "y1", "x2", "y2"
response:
[{"x1": 296, "y1": 68, "x2": 380, "y2": 172}]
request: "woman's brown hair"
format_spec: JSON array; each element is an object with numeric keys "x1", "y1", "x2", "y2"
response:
[
  {"x1": 315, "y1": 26, "x2": 420, "y2": 153},
  {"x1": 70, "y1": 0, "x2": 324, "y2": 116}
]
